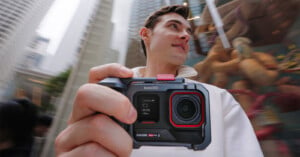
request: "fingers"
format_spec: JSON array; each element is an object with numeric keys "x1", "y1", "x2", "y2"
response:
[
  {"x1": 58, "y1": 142, "x2": 116, "y2": 157},
  {"x1": 56, "y1": 114, "x2": 132, "y2": 157},
  {"x1": 57, "y1": 63, "x2": 136, "y2": 157},
  {"x1": 69, "y1": 83, "x2": 137, "y2": 124},
  {"x1": 89, "y1": 63, "x2": 133, "y2": 83}
]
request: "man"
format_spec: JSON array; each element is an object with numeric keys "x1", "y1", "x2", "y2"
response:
[
  {"x1": 55, "y1": 5, "x2": 263, "y2": 157},
  {"x1": 0, "y1": 98, "x2": 38, "y2": 157}
]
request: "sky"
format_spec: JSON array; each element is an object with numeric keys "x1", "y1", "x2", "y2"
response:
[
  {"x1": 111, "y1": 0, "x2": 133, "y2": 59},
  {"x1": 36, "y1": 0, "x2": 80, "y2": 54},
  {"x1": 36, "y1": 0, "x2": 133, "y2": 56}
]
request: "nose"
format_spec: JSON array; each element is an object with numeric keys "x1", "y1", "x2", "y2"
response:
[{"x1": 180, "y1": 31, "x2": 190, "y2": 43}]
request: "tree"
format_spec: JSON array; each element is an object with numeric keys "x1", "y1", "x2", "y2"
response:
[{"x1": 45, "y1": 68, "x2": 71, "y2": 97}]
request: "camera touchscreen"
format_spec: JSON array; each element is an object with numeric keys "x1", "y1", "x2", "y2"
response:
[{"x1": 136, "y1": 94, "x2": 159, "y2": 122}]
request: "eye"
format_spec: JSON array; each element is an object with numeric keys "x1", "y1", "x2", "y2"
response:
[
  {"x1": 186, "y1": 29, "x2": 192, "y2": 35},
  {"x1": 170, "y1": 23, "x2": 179, "y2": 30}
]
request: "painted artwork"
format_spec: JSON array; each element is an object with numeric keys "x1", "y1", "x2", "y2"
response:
[{"x1": 188, "y1": 0, "x2": 300, "y2": 156}]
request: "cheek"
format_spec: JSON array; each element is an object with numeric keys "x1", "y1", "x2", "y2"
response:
[{"x1": 150, "y1": 36, "x2": 169, "y2": 50}]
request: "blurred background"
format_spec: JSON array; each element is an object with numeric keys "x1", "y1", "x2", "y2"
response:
[{"x1": 0, "y1": 0, "x2": 299, "y2": 156}]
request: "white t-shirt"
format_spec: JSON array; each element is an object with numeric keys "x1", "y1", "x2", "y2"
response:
[{"x1": 130, "y1": 66, "x2": 264, "y2": 157}]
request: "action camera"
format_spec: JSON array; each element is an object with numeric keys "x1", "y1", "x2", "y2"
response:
[{"x1": 98, "y1": 75, "x2": 211, "y2": 150}]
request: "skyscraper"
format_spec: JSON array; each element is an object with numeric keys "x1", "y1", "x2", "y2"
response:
[
  {"x1": 40, "y1": 0, "x2": 99, "y2": 76},
  {"x1": 0, "y1": 0, "x2": 54, "y2": 100},
  {"x1": 40, "y1": 0, "x2": 118, "y2": 156},
  {"x1": 21, "y1": 34, "x2": 50, "y2": 70}
]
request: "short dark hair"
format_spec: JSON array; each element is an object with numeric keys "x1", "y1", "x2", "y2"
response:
[
  {"x1": 141, "y1": 5, "x2": 190, "y2": 57},
  {"x1": 0, "y1": 98, "x2": 37, "y2": 145}
]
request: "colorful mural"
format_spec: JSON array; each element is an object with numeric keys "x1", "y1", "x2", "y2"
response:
[{"x1": 189, "y1": 0, "x2": 300, "y2": 156}]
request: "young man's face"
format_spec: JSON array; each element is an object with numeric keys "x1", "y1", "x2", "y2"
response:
[{"x1": 146, "y1": 13, "x2": 192, "y2": 66}]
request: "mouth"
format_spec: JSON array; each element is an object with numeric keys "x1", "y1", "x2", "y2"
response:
[{"x1": 172, "y1": 44, "x2": 186, "y2": 52}]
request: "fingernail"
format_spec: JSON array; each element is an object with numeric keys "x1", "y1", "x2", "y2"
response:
[{"x1": 127, "y1": 106, "x2": 137, "y2": 123}]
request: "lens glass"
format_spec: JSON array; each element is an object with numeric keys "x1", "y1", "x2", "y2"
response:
[
  {"x1": 171, "y1": 92, "x2": 202, "y2": 126},
  {"x1": 176, "y1": 99, "x2": 196, "y2": 120}
]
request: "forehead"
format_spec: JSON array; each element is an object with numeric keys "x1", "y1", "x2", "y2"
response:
[{"x1": 157, "y1": 13, "x2": 191, "y2": 28}]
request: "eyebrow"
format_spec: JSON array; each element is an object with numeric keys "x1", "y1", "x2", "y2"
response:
[{"x1": 166, "y1": 19, "x2": 192, "y2": 34}]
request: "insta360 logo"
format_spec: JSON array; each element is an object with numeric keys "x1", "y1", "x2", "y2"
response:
[{"x1": 144, "y1": 86, "x2": 159, "y2": 90}]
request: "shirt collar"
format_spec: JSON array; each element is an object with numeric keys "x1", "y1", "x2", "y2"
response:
[{"x1": 132, "y1": 65, "x2": 198, "y2": 79}]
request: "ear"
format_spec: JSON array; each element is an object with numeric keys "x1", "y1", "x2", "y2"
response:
[{"x1": 139, "y1": 27, "x2": 151, "y2": 41}]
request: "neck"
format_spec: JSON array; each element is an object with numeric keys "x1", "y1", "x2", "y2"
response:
[{"x1": 143, "y1": 61, "x2": 179, "y2": 77}]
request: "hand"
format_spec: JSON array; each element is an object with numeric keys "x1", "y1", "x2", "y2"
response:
[
  {"x1": 55, "y1": 63, "x2": 137, "y2": 157},
  {"x1": 232, "y1": 37, "x2": 253, "y2": 59}
]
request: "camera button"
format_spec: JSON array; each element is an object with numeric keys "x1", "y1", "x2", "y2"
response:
[{"x1": 156, "y1": 74, "x2": 175, "y2": 81}]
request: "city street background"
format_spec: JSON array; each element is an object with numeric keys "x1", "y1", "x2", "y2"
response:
[{"x1": 0, "y1": 0, "x2": 299, "y2": 157}]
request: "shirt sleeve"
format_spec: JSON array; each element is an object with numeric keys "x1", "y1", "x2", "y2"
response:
[{"x1": 222, "y1": 91, "x2": 264, "y2": 157}]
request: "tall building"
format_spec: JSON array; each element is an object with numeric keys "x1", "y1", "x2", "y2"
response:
[
  {"x1": 40, "y1": 0, "x2": 99, "y2": 75},
  {"x1": 10, "y1": 34, "x2": 53, "y2": 110},
  {"x1": 41, "y1": 0, "x2": 118, "y2": 156},
  {"x1": 7, "y1": 34, "x2": 52, "y2": 107},
  {"x1": 0, "y1": 0, "x2": 54, "y2": 100},
  {"x1": 20, "y1": 34, "x2": 50, "y2": 70}
]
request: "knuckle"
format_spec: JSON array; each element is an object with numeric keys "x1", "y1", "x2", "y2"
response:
[
  {"x1": 89, "y1": 67, "x2": 98, "y2": 77},
  {"x1": 89, "y1": 114, "x2": 110, "y2": 131},
  {"x1": 54, "y1": 135, "x2": 61, "y2": 147},
  {"x1": 54, "y1": 132, "x2": 65, "y2": 150},
  {"x1": 107, "y1": 63, "x2": 123, "y2": 72},
  {"x1": 88, "y1": 115, "x2": 132, "y2": 157},
  {"x1": 77, "y1": 84, "x2": 92, "y2": 96},
  {"x1": 76, "y1": 84, "x2": 94, "y2": 106},
  {"x1": 82, "y1": 143, "x2": 117, "y2": 157},
  {"x1": 81, "y1": 142, "x2": 101, "y2": 154}
]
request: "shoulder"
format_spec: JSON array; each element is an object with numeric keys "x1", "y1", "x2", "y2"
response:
[
  {"x1": 186, "y1": 79, "x2": 240, "y2": 114},
  {"x1": 177, "y1": 65, "x2": 198, "y2": 79},
  {"x1": 185, "y1": 78, "x2": 227, "y2": 94}
]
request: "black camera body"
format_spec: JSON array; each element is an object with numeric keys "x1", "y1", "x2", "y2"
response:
[{"x1": 99, "y1": 75, "x2": 211, "y2": 150}]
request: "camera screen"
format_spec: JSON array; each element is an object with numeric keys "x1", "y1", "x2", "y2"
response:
[{"x1": 136, "y1": 94, "x2": 159, "y2": 122}]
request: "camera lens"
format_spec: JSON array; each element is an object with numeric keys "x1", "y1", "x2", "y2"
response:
[
  {"x1": 170, "y1": 92, "x2": 202, "y2": 126},
  {"x1": 176, "y1": 99, "x2": 196, "y2": 120}
]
